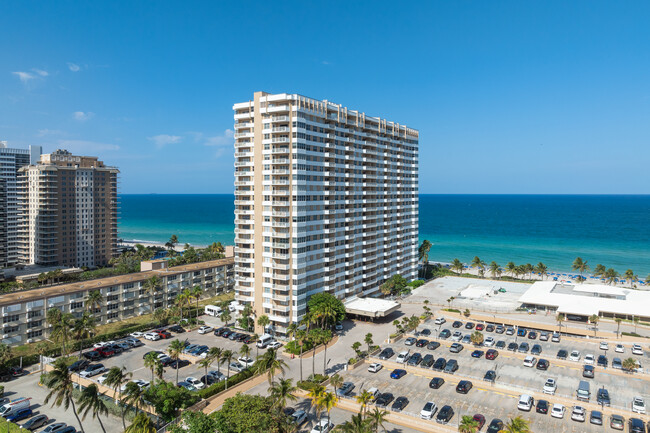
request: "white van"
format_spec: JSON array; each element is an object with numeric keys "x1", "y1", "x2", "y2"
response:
[
  {"x1": 228, "y1": 301, "x2": 237, "y2": 312},
  {"x1": 0, "y1": 397, "x2": 31, "y2": 417},
  {"x1": 257, "y1": 334, "x2": 274, "y2": 348},
  {"x1": 576, "y1": 380, "x2": 590, "y2": 401},
  {"x1": 204, "y1": 305, "x2": 222, "y2": 317},
  {"x1": 517, "y1": 394, "x2": 534, "y2": 411}
]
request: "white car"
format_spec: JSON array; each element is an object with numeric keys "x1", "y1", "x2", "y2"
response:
[
  {"x1": 615, "y1": 344, "x2": 625, "y2": 353},
  {"x1": 144, "y1": 332, "x2": 160, "y2": 341},
  {"x1": 551, "y1": 404, "x2": 565, "y2": 419},
  {"x1": 420, "y1": 401, "x2": 438, "y2": 420},
  {"x1": 186, "y1": 377, "x2": 205, "y2": 390},
  {"x1": 523, "y1": 356, "x2": 537, "y2": 368},
  {"x1": 121, "y1": 379, "x2": 150, "y2": 392},
  {"x1": 93, "y1": 342, "x2": 107, "y2": 349},
  {"x1": 267, "y1": 341, "x2": 282, "y2": 349},
  {"x1": 584, "y1": 354, "x2": 595, "y2": 365},
  {"x1": 237, "y1": 356, "x2": 254, "y2": 367},
  {"x1": 228, "y1": 362, "x2": 246, "y2": 373},
  {"x1": 291, "y1": 409, "x2": 308, "y2": 426},
  {"x1": 632, "y1": 344, "x2": 644, "y2": 355},
  {"x1": 367, "y1": 363, "x2": 383, "y2": 373},
  {"x1": 569, "y1": 351, "x2": 581, "y2": 362},
  {"x1": 129, "y1": 332, "x2": 144, "y2": 338},
  {"x1": 543, "y1": 378, "x2": 557, "y2": 395},
  {"x1": 96, "y1": 373, "x2": 109, "y2": 384},
  {"x1": 198, "y1": 325, "x2": 214, "y2": 334},
  {"x1": 599, "y1": 342, "x2": 609, "y2": 350},
  {"x1": 632, "y1": 397, "x2": 646, "y2": 414},
  {"x1": 80, "y1": 364, "x2": 106, "y2": 378},
  {"x1": 434, "y1": 317, "x2": 446, "y2": 325},
  {"x1": 310, "y1": 418, "x2": 334, "y2": 433},
  {"x1": 396, "y1": 350, "x2": 410, "y2": 363},
  {"x1": 484, "y1": 337, "x2": 495, "y2": 347},
  {"x1": 451, "y1": 331, "x2": 463, "y2": 342},
  {"x1": 571, "y1": 406, "x2": 586, "y2": 422}
]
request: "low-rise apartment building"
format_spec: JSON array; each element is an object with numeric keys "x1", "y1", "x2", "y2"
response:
[{"x1": 0, "y1": 257, "x2": 234, "y2": 347}]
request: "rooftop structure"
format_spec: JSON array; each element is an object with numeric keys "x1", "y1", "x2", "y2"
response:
[{"x1": 344, "y1": 296, "x2": 401, "y2": 319}]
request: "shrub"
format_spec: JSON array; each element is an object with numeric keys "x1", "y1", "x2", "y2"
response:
[
  {"x1": 443, "y1": 308, "x2": 461, "y2": 313},
  {"x1": 297, "y1": 373, "x2": 328, "y2": 391},
  {"x1": 285, "y1": 340, "x2": 315, "y2": 355},
  {"x1": 408, "y1": 280, "x2": 425, "y2": 288},
  {"x1": 348, "y1": 357, "x2": 358, "y2": 365},
  {"x1": 0, "y1": 385, "x2": 4, "y2": 396},
  {"x1": 197, "y1": 368, "x2": 256, "y2": 399}
]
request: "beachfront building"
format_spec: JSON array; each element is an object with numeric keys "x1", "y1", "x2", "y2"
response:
[
  {"x1": 233, "y1": 92, "x2": 419, "y2": 335},
  {"x1": 0, "y1": 180, "x2": 6, "y2": 279},
  {"x1": 518, "y1": 281, "x2": 650, "y2": 322},
  {"x1": 17, "y1": 149, "x2": 119, "y2": 268},
  {"x1": 0, "y1": 141, "x2": 42, "y2": 267},
  {"x1": 0, "y1": 257, "x2": 235, "y2": 347}
]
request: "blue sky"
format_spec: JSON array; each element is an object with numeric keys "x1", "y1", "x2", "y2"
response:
[{"x1": 2, "y1": 1, "x2": 649, "y2": 194}]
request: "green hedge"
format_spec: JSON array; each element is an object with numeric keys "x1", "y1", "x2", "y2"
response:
[
  {"x1": 443, "y1": 308, "x2": 461, "y2": 313},
  {"x1": 197, "y1": 368, "x2": 257, "y2": 399},
  {"x1": 284, "y1": 340, "x2": 316, "y2": 356},
  {"x1": 297, "y1": 374, "x2": 328, "y2": 391},
  {"x1": 622, "y1": 332, "x2": 648, "y2": 338},
  {"x1": 0, "y1": 417, "x2": 22, "y2": 432}
]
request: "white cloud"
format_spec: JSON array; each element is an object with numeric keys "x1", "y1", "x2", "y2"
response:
[
  {"x1": 32, "y1": 68, "x2": 49, "y2": 77},
  {"x1": 321, "y1": 60, "x2": 330, "y2": 65},
  {"x1": 55, "y1": 139, "x2": 120, "y2": 153},
  {"x1": 73, "y1": 111, "x2": 94, "y2": 121},
  {"x1": 203, "y1": 129, "x2": 234, "y2": 147},
  {"x1": 37, "y1": 129, "x2": 66, "y2": 137},
  {"x1": 12, "y1": 71, "x2": 36, "y2": 83},
  {"x1": 67, "y1": 62, "x2": 81, "y2": 72},
  {"x1": 148, "y1": 134, "x2": 183, "y2": 149}
]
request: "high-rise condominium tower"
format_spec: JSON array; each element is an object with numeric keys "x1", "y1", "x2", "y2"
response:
[
  {"x1": 0, "y1": 141, "x2": 41, "y2": 267},
  {"x1": 233, "y1": 92, "x2": 419, "y2": 335},
  {"x1": 18, "y1": 149, "x2": 119, "y2": 267}
]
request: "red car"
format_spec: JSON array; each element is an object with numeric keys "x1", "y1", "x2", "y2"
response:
[
  {"x1": 475, "y1": 324, "x2": 485, "y2": 331},
  {"x1": 486, "y1": 349, "x2": 499, "y2": 360},
  {"x1": 156, "y1": 331, "x2": 172, "y2": 339},
  {"x1": 96, "y1": 347, "x2": 115, "y2": 357},
  {"x1": 473, "y1": 414, "x2": 486, "y2": 429}
]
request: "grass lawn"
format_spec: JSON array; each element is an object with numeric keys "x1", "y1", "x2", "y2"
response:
[{"x1": 0, "y1": 417, "x2": 22, "y2": 432}]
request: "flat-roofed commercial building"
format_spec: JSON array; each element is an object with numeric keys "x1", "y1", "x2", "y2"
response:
[
  {"x1": 233, "y1": 92, "x2": 419, "y2": 335},
  {"x1": 0, "y1": 257, "x2": 235, "y2": 346}
]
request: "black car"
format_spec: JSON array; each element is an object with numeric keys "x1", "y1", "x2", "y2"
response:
[
  {"x1": 528, "y1": 331, "x2": 537, "y2": 339},
  {"x1": 439, "y1": 329, "x2": 451, "y2": 339},
  {"x1": 68, "y1": 359, "x2": 90, "y2": 372},
  {"x1": 235, "y1": 333, "x2": 248, "y2": 342},
  {"x1": 421, "y1": 354, "x2": 435, "y2": 368},
  {"x1": 456, "y1": 380, "x2": 473, "y2": 394},
  {"x1": 452, "y1": 321, "x2": 463, "y2": 328},
  {"x1": 142, "y1": 350, "x2": 163, "y2": 359},
  {"x1": 517, "y1": 342, "x2": 530, "y2": 353},
  {"x1": 375, "y1": 392, "x2": 394, "y2": 408},
  {"x1": 536, "y1": 399, "x2": 549, "y2": 414},
  {"x1": 378, "y1": 348, "x2": 394, "y2": 360},
  {"x1": 536, "y1": 359, "x2": 550, "y2": 370},
  {"x1": 21, "y1": 414, "x2": 49, "y2": 431},
  {"x1": 483, "y1": 370, "x2": 496, "y2": 383},
  {"x1": 465, "y1": 322, "x2": 475, "y2": 330},
  {"x1": 486, "y1": 419, "x2": 503, "y2": 433},
  {"x1": 228, "y1": 332, "x2": 241, "y2": 341},
  {"x1": 391, "y1": 396, "x2": 409, "y2": 412},
  {"x1": 507, "y1": 342, "x2": 518, "y2": 351},
  {"x1": 583, "y1": 364, "x2": 595, "y2": 378},
  {"x1": 420, "y1": 329, "x2": 432, "y2": 336},
  {"x1": 495, "y1": 340, "x2": 506, "y2": 349},
  {"x1": 416, "y1": 339, "x2": 428, "y2": 348},
  {"x1": 168, "y1": 325, "x2": 185, "y2": 333},
  {"x1": 169, "y1": 359, "x2": 190, "y2": 369},
  {"x1": 531, "y1": 344, "x2": 542, "y2": 355},
  {"x1": 426, "y1": 341, "x2": 440, "y2": 350},
  {"x1": 436, "y1": 405, "x2": 454, "y2": 424},
  {"x1": 159, "y1": 356, "x2": 174, "y2": 366},
  {"x1": 597, "y1": 355, "x2": 608, "y2": 367},
  {"x1": 407, "y1": 353, "x2": 422, "y2": 366},
  {"x1": 597, "y1": 388, "x2": 610, "y2": 406},
  {"x1": 486, "y1": 324, "x2": 495, "y2": 332},
  {"x1": 629, "y1": 418, "x2": 645, "y2": 433},
  {"x1": 433, "y1": 358, "x2": 447, "y2": 371},
  {"x1": 221, "y1": 329, "x2": 233, "y2": 338},
  {"x1": 429, "y1": 377, "x2": 445, "y2": 389},
  {"x1": 108, "y1": 344, "x2": 123, "y2": 354},
  {"x1": 83, "y1": 351, "x2": 102, "y2": 361},
  {"x1": 244, "y1": 335, "x2": 256, "y2": 344},
  {"x1": 557, "y1": 349, "x2": 568, "y2": 359},
  {"x1": 200, "y1": 375, "x2": 218, "y2": 386},
  {"x1": 214, "y1": 327, "x2": 228, "y2": 336}
]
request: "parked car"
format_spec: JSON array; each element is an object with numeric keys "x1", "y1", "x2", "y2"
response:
[
  {"x1": 456, "y1": 380, "x2": 473, "y2": 394},
  {"x1": 539, "y1": 331, "x2": 549, "y2": 341},
  {"x1": 471, "y1": 350, "x2": 484, "y2": 358},
  {"x1": 68, "y1": 359, "x2": 90, "y2": 372},
  {"x1": 536, "y1": 359, "x2": 549, "y2": 370},
  {"x1": 5, "y1": 407, "x2": 32, "y2": 422},
  {"x1": 426, "y1": 341, "x2": 440, "y2": 350},
  {"x1": 20, "y1": 413, "x2": 49, "y2": 430},
  {"x1": 443, "y1": 359, "x2": 458, "y2": 373},
  {"x1": 632, "y1": 397, "x2": 646, "y2": 414},
  {"x1": 600, "y1": 342, "x2": 609, "y2": 350},
  {"x1": 378, "y1": 348, "x2": 394, "y2": 360},
  {"x1": 375, "y1": 393, "x2": 394, "y2": 408},
  {"x1": 79, "y1": 364, "x2": 105, "y2": 378},
  {"x1": 452, "y1": 321, "x2": 462, "y2": 328},
  {"x1": 531, "y1": 344, "x2": 542, "y2": 355},
  {"x1": 395, "y1": 351, "x2": 410, "y2": 363},
  {"x1": 517, "y1": 342, "x2": 530, "y2": 353},
  {"x1": 629, "y1": 418, "x2": 646, "y2": 433},
  {"x1": 391, "y1": 396, "x2": 409, "y2": 412},
  {"x1": 169, "y1": 359, "x2": 190, "y2": 369},
  {"x1": 434, "y1": 317, "x2": 446, "y2": 325},
  {"x1": 556, "y1": 349, "x2": 568, "y2": 359},
  {"x1": 390, "y1": 369, "x2": 407, "y2": 379},
  {"x1": 198, "y1": 325, "x2": 214, "y2": 334},
  {"x1": 144, "y1": 332, "x2": 160, "y2": 341},
  {"x1": 584, "y1": 353, "x2": 595, "y2": 364},
  {"x1": 485, "y1": 324, "x2": 495, "y2": 332},
  {"x1": 228, "y1": 362, "x2": 247, "y2": 373},
  {"x1": 415, "y1": 339, "x2": 428, "y2": 348},
  {"x1": 597, "y1": 355, "x2": 608, "y2": 367},
  {"x1": 507, "y1": 342, "x2": 519, "y2": 352},
  {"x1": 483, "y1": 370, "x2": 496, "y2": 383},
  {"x1": 432, "y1": 358, "x2": 447, "y2": 371},
  {"x1": 583, "y1": 365, "x2": 595, "y2": 378},
  {"x1": 177, "y1": 381, "x2": 196, "y2": 391},
  {"x1": 495, "y1": 340, "x2": 506, "y2": 349},
  {"x1": 484, "y1": 337, "x2": 495, "y2": 347},
  {"x1": 421, "y1": 354, "x2": 435, "y2": 368},
  {"x1": 41, "y1": 423, "x2": 68, "y2": 433},
  {"x1": 612, "y1": 357, "x2": 622, "y2": 369},
  {"x1": 486, "y1": 419, "x2": 503, "y2": 433},
  {"x1": 610, "y1": 415, "x2": 625, "y2": 430},
  {"x1": 569, "y1": 350, "x2": 581, "y2": 361},
  {"x1": 367, "y1": 363, "x2": 383, "y2": 373},
  {"x1": 486, "y1": 349, "x2": 499, "y2": 360},
  {"x1": 439, "y1": 329, "x2": 451, "y2": 339},
  {"x1": 495, "y1": 325, "x2": 505, "y2": 334},
  {"x1": 429, "y1": 377, "x2": 445, "y2": 389},
  {"x1": 406, "y1": 353, "x2": 422, "y2": 366},
  {"x1": 420, "y1": 401, "x2": 438, "y2": 419},
  {"x1": 551, "y1": 404, "x2": 565, "y2": 419},
  {"x1": 465, "y1": 322, "x2": 475, "y2": 330},
  {"x1": 336, "y1": 382, "x2": 355, "y2": 397},
  {"x1": 571, "y1": 406, "x2": 586, "y2": 422},
  {"x1": 632, "y1": 344, "x2": 644, "y2": 355},
  {"x1": 597, "y1": 388, "x2": 611, "y2": 406},
  {"x1": 528, "y1": 331, "x2": 537, "y2": 339},
  {"x1": 615, "y1": 344, "x2": 625, "y2": 353},
  {"x1": 436, "y1": 405, "x2": 454, "y2": 424},
  {"x1": 543, "y1": 378, "x2": 556, "y2": 395},
  {"x1": 82, "y1": 351, "x2": 101, "y2": 361},
  {"x1": 404, "y1": 337, "x2": 416, "y2": 346},
  {"x1": 449, "y1": 343, "x2": 463, "y2": 353},
  {"x1": 523, "y1": 356, "x2": 537, "y2": 367},
  {"x1": 590, "y1": 410, "x2": 603, "y2": 425},
  {"x1": 475, "y1": 324, "x2": 484, "y2": 331},
  {"x1": 536, "y1": 399, "x2": 549, "y2": 414},
  {"x1": 185, "y1": 377, "x2": 205, "y2": 390},
  {"x1": 267, "y1": 341, "x2": 282, "y2": 349}
]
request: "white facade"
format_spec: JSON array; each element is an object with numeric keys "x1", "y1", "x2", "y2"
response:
[{"x1": 233, "y1": 92, "x2": 419, "y2": 334}]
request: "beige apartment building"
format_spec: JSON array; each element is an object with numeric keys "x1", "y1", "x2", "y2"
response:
[
  {"x1": 0, "y1": 257, "x2": 235, "y2": 347},
  {"x1": 18, "y1": 149, "x2": 119, "y2": 268},
  {"x1": 233, "y1": 92, "x2": 419, "y2": 335}
]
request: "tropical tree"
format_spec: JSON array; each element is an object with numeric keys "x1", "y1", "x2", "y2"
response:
[
  {"x1": 489, "y1": 261, "x2": 501, "y2": 279},
  {"x1": 77, "y1": 384, "x2": 108, "y2": 433},
  {"x1": 589, "y1": 314, "x2": 599, "y2": 336},
  {"x1": 320, "y1": 329, "x2": 333, "y2": 374},
  {"x1": 502, "y1": 416, "x2": 531, "y2": 433},
  {"x1": 256, "y1": 348, "x2": 287, "y2": 383},
  {"x1": 143, "y1": 352, "x2": 160, "y2": 383},
  {"x1": 125, "y1": 413, "x2": 156, "y2": 433},
  {"x1": 329, "y1": 373, "x2": 343, "y2": 398},
  {"x1": 104, "y1": 366, "x2": 132, "y2": 429},
  {"x1": 317, "y1": 391, "x2": 337, "y2": 428},
  {"x1": 623, "y1": 357, "x2": 638, "y2": 373},
  {"x1": 167, "y1": 234, "x2": 179, "y2": 251},
  {"x1": 451, "y1": 258, "x2": 464, "y2": 275},
  {"x1": 334, "y1": 413, "x2": 371, "y2": 433},
  {"x1": 268, "y1": 377, "x2": 298, "y2": 410},
  {"x1": 308, "y1": 384, "x2": 326, "y2": 420},
  {"x1": 459, "y1": 415, "x2": 480, "y2": 433},
  {"x1": 367, "y1": 407, "x2": 388, "y2": 433},
  {"x1": 556, "y1": 313, "x2": 565, "y2": 332},
  {"x1": 356, "y1": 389, "x2": 374, "y2": 415},
  {"x1": 240, "y1": 343, "x2": 251, "y2": 361},
  {"x1": 123, "y1": 381, "x2": 146, "y2": 413},
  {"x1": 191, "y1": 285, "x2": 203, "y2": 319},
  {"x1": 72, "y1": 312, "x2": 95, "y2": 356},
  {"x1": 257, "y1": 314, "x2": 271, "y2": 334},
  {"x1": 85, "y1": 290, "x2": 103, "y2": 313},
  {"x1": 593, "y1": 264, "x2": 606, "y2": 277},
  {"x1": 470, "y1": 331, "x2": 484, "y2": 346},
  {"x1": 143, "y1": 275, "x2": 161, "y2": 314},
  {"x1": 0, "y1": 344, "x2": 12, "y2": 369},
  {"x1": 572, "y1": 257, "x2": 589, "y2": 281},
  {"x1": 167, "y1": 339, "x2": 186, "y2": 385},
  {"x1": 48, "y1": 309, "x2": 73, "y2": 356},
  {"x1": 418, "y1": 240, "x2": 432, "y2": 278},
  {"x1": 379, "y1": 274, "x2": 408, "y2": 296},
  {"x1": 604, "y1": 268, "x2": 619, "y2": 285},
  {"x1": 535, "y1": 262, "x2": 548, "y2": 280},
  {"x1": 364, "y1": 333, "x2": 374, "y2": 356},
  {"x1": 44, "y1": 359, "x2": 85, "y2": 433},
  {"x1": 175, "y1": 290, "x2": 189, "y2": 323},
  {"x1": 633, "y1": 316, "x2": 640, "y2": 333},
  {"x1": 207, "y1": 346, "x2": 223, "y2": 374},
  {"x1": 523, "y1": 263, "x2": 534, "y2": 279},
  {"x1": 624, "y1": 269, "x2": 638, "y2": 287},
  {"x1": 506, "y1": 262, "x2": 516, "y2": 277},
  {"x1": 222, "y1": 349, "x2": 234, "y2": 389},
  {"x1": 471, "y1": 256, "x2": 486, "y2": 277},
  {"x1": 615, "y1": 317, "x2": 622, "y2": 338}
]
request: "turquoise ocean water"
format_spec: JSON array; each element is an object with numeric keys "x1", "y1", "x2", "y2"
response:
[{"x1": 119, "y1": 194, "x2": 650, "y2": 276}]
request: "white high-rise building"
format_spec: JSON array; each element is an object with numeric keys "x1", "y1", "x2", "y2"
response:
[
  {"x1": 0, "y1": 141, "x2": 41, "y2": 267},
  {"x1": 233, "y1": 92, "x2": 419, "y2": 335}
]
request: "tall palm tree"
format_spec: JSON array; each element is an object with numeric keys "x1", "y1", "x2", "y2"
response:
[
  {"x1": 77, "y1": 384, "x2": 108, "y2": 433},
  {"x1": 72, "y1": 312, "x2": 95, "y2": 356},
  {"x1": 197, "y1": 357, "x2": 212, "y2": 385},
  {"x1": 268, "y1": 377, "x2": 298, "y2": 410},
  {"x1": 523, "y1": 263, "x2": 534, "y2": 279},
  {"x1": 220, "y1": 309, "x2": 232, "y2": 327},
  {"x1": 317, "y1": 391, "x2": 337, "y2": 427},
  {"x1": 459, "y1": 415, "x2": 480, "y2": 433},
  {"x1": 489, "y1": 261, "x2": 501, "y2": 279},
  {"x1": 451, "y1": 258, "x2": 464, "y2": 275},
  {"x1": 593, "y1": 264, "x2": 606, "y2": 278},
  {"x1": 257, "y1": 314, "x2": 271, "y2": 335},
  {"x1": 356, "y1": 389, "x2": 373, "y2": 415},
  {"x1": 590, "y1": 314, "x2": 599, "y2": 336},
  {"x1": 143, "y1": 352, "x2": 159, "y2": 383},
  {"x1": 572, "y1": 257, "x2": 589, "y2": 281},
  {"x1": 44, "y1": 359, "x2": 85, "y2": 433},
  {"x1": 471, "y1": 256, "x2": 486, "y2": 277},
  {"x1": 418, "y1": 240, "x2": 432, "y2": 278},
  {"x1": 256, "y1": 348, "x2": 288, "y2": 383},
  {"x1": 535, "y1": 262, "x2": 548, "y2": 280},
  {"x1": 556, "y1": 313, "x2": 565, "y2": 332},
  {"x1": 123, "y1": 381, "x2": 146, "y2": 413},
  {"x1": 47, "y1": 308, "x2": 73, "y2": 356},
  {"x1": 624, "y1": 269, "x2": 637, "y2": 287},
  {"x1": 604, "y1": 268, "x2": 619, "y2": 285},
  {"x1": 175, "y1": 291, "x2": 189, "y2": 323},
  {"x1": 615, "y1": 317, "x2": 622, "y2": 338},
  {"x1": 125, "y1": 413, "x2": 156, "y2": 433},
  {"x1": 502, "y1": 416, "x2": 531, "y2": 433},
  {"x1": 222, "y1": 349, "x2": 234, "y2": 389},
  {"x1": 167, "y1": 339, "x2": 186, "y2": 385},
  {"x1": 321, "y1": 329, "x2": 333, "y2": 374},
  {"x1": 334, "y1": 413, "x2": 371, "y2": 433},
  {"x1": 329, "y1": 373, "x2": 343, "y2": 399},
  {"x1": 506, "y1": 262, "x2": 516, "y2": 278},
  {"x1": 367, "y1": 408, "x2": 388, "y2": 433},
  {"x1": 208, "y1": 347, "x2": 223, "y2": 374},
  {"x1": 240, "y1": 343, "x2": 251, "y2": 360},
  {"x1": 85, "y1": 290, "x2": 103, "y2": 313},
  {"x1": 191, "y1": 285, "x2": 203, "y2": 319},
  {"x1": 104, "y1": 366, "x2": 132, "y2": 430},
  {"x1": 143, "y1": 275, "x2": 161, "y2": 314},
  {"x1": 308, "y1": 385, "x2": 326, "y2": 421}
]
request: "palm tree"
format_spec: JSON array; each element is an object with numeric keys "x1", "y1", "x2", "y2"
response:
[
  {"x1": 593, "y1": 264, "x2": 606, "y2": 278},
  {"x1": 471, "y1": 256, "x2": 486, "y2": 277},
  {"x1": 589, "y1": 314, "x2": 599, "y2": 336},
  {"x1": 615, "y1": 317, "x2": 622, "y2": 338},
  {"x1": 47, "y1": 308, "x2": 73, "y2": 356},
  {"x1": 335, "y1": 413, "x2": 371, "y2": 433},
  {"x1": 175, "y1": 291, "x2": 189, "y2": 323},
  {"x1": 220, "y1": 309, "x2": 232, "y2": 327},
  {"x1": 470, "y1": 331, "x2": 484, "y2": 346},
  {"x1": 356, "y1": 389, "x2": 373, "y2": 415},
  {"x1": 623, "y1": 357, "x2": 638, "y2": 373},
  {"x1": 418, "y1": 240, "x2": 432, "y2": 278},
  {"x1": 167, "y1": 339, "x2": 186, "y2": 385},
  {"x1": 143, "y1": 352, "x2": 159, "y2": 383},
  {"x1": 572, "y1": 257, "x2": 589, "y2": 281},
  {"x1": 143, "y1": 275, "x2": 161, "y2": 314},
  {"x1": 364, "y1": 333, "x2": 374, "y2": 357},
  {"x1": 329, "y1": 373, "x2": 343, "y2": 398},
  {"x1": 317, "y1": 391, "x2": 337, "y2": 428},
  {"x1": 85, "y1": 290, "x2": 103, "y2": 313},
  {"x1": 459, "y1": 415, "x2": 480, "y2": 433},
  {"x1": 77, "y1": 384, "x2": 108, "y2": 433},
  {"x1": 502, "y1": 416, "x2": 531, "y2": 433},
  {"x1": 257, "y1": 314, "x2": 271, "y2": 335},
  {"x1": 240, "y1": 343, "x2": 251, "y2": 360},
  {"x1": 321, "y1": 329, "x2": 333, "y2": 374},
  {"x1": 451, "y1": 258, "x2": 464, "y2": 275},
  {"x1": 268, "y1": 377, "x2": 298, "y2": 409},
  {"x1": 624, "y1": 269, "x2": 637, "y2": 287},
  {"x1": 523, "y1": 263, "x2": 534, "y2": 279},
  {"x1": 104, "y1": 366, "x2": 132, "y2": 430},
  {"x1": 604, "y1": 268, "x2": 619, "y2": 285},
  {"x1": 256, "y1": 348, "x2": 287, "y2": 383},
  {"x1": 633, "y1": 316, "x2": 640, "y2": 333},
  {"x1": 489, "y1": 261, "x2": 501, "y2": 279},
  {"x1": 44, "y1": 359, "x2": 85, "y2": 433},
  {"x1": 308, "y1": 384, "x2": 326, "y2": 420},
  {"x1": 222, "y1": 349, "x2": 234, "y2": 389},
  {"x1": 208, "y1": 346, "x2": 223, "y2": 374},
  {"x1": 535, "y1": 262, "x2": 548, "y2": 280},
  {"x1": 191, "y1": 285, "x2": 203, "y2": 319},
  {"x1": 506, "y1": 262, "x2": 516, "y2": 277},
  {"x1": 72, "y1": 312, "x2": 96, "y2": 356},
  {"x1": 125, "y1": 413, "x2": 156, "y2": 433},
  {"x1": 122, "y1": 381, "x2": 146, "y2": 413},
  {"x1": 367, "y1": 407, "x2": 388, "y2": 433},
  {"x1": 556, "y1": 313, "x2": 565, "y2": 332}
]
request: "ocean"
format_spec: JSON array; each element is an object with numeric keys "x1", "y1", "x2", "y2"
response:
[{"x1": 119, "y1": 194, "x2": 650, "y2": 276}]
